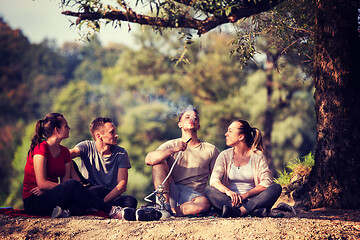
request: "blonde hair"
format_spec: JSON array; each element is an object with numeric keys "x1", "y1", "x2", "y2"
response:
[{"x1": 235, "y1": 120, "x2": 264, "y2": 152}]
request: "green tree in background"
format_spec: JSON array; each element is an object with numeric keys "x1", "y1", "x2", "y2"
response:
[
  {"x1": 0, "y1": 18, "x2": 68, "y2": 121},
  {"x1": 4, "y1": 122, "x2": 36, "y2": 208},
  {"x1": 0, "y1": 18, "x2": 69, "y2": 203},
  {"x1": 72, "y1": 35, "x2": 126, "y2": 83},
  {"x1": 117, "y1": 102, "x2": 179, "y2": 203},
  {"x1": 53, "y1": 80, "x2": 114, "y2": 148}
]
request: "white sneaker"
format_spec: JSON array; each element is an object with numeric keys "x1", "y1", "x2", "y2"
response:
[
  {"x1": 109, "y1": 206, "x2": 124, "y2": 219},
  {"x1": 51, "y1": 206, "x2": 70, "y2": 218}
]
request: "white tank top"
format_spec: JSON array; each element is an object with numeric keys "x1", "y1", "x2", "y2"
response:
[{"x1": 228, "y1": 158, "x2": 255, "y2": 194}]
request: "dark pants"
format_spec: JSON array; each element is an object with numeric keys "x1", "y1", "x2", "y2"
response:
[
  {"x1": 204, "y1": 184, "x2": 282, "y2": 214},
  {"x1": 23, "y1": 179, "x2": 112, "y2": 216},
  {"x1": 89, "y1": 185, "x2": 138, "y2": 208},
  {"x1": 72, "y1": 160, "x2": 137, "y2": 208}
]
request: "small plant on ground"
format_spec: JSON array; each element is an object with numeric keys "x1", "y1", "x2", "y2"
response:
[
  {"x1": 274, "y1": 169, "x2": 292, "y2": 186},
  {"x1": 274, "y1": 152, "x2": 315, "y2": 186}
]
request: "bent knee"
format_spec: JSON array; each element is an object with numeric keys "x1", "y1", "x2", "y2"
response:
[
  {"x1": 272, "y1": 183, "x2": 283, "y2": 194},
  {"x1": 63, "y1": 179, "x2": 79, "y2": 185},
  {"x1": 192, "y1": 196, "x2": 211, "y2": 211},
  {"x1": 152, "y1": 162, "x2": 170, "y2": 180},
  {"x1": 152, "y1": 161, "x2": 168, "y2": 171},
  {"x1": 62, "y1": 179, "x2": 83, "y2": 190}
]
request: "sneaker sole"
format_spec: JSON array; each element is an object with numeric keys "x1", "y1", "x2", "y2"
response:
[
  {"x1": 158, "y1": 209, "x2": 171, "y2": 219},
  {"x1": 51, "y1": 206, "x2": 62, "y2": 218}
]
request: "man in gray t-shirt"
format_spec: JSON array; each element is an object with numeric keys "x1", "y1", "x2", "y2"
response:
[{"x1": 70, "y1": 117, "x2": 137, "y2": 208}]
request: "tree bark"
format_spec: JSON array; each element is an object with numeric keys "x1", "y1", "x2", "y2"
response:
[
  {"x1": 263, "y1": 52, "x2": 275, "y2": 176},
  {"x1": 306, "y1": 0, "x2": 360, "y2": 208}
]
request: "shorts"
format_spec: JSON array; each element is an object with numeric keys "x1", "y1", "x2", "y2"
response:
[{"x1": 168, "y1": 182, "x2": 203, "y2": 208}]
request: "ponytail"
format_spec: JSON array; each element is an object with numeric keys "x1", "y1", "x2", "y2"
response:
[
  {"x1": 29, "y1": 113, "x2": 64, "y2": 156},
  {"x1": 236, "y1": 120, "x2": 265, "y2": 152},
  {"x1": 251, "y1": 127, "x2": 264, "y2": 152}
]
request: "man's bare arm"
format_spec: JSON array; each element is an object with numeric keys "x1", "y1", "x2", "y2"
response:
[
  {"x1": 103, "y1": 168, "x2": 128, "y2": 203},
  {"x1": 145, "y1": 141, "x2": 188, "y2": 166},
  {"x1": 69, "y1": 147, "x2": 82, "y2": 181},
  {"x1": 70, "y1": 147, "x2": 81, "y2": 159}
]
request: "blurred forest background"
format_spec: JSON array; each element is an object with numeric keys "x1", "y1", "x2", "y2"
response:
[{"x1": 0, "y1": 14, "x2": 316, "y2": 208}]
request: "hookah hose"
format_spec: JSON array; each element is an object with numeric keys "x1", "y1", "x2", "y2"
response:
[{"x1": 144, "y1": 138, "x2": 192, "y2": 205}]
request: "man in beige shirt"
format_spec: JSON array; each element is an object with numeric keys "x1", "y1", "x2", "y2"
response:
[{"x1": 145, "y1": 107, "x2": 219, "y2": 216}]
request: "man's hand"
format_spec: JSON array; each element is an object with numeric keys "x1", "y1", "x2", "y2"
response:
[
  {"x1": 173, "y1": 138, "x2": 192, "y2": 152},
  {"x1": 173, "y1": 141, "x2": 188, "y2": 152},
  {"x1": 145, "y1": 138, "x2": 191, "y2": 166}
]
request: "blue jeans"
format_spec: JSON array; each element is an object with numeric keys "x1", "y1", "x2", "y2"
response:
[
  {"x1": 23, "y1": 179, "x2": 112, "y2": 216},
  {"x1": 204, "y1": 184, "x2": 282, "y2": 214},
  {"x1": 89, "y1": 185, "x2": 138, "y2": 208}
]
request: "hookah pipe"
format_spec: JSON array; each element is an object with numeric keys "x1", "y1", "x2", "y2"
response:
[{"x1": 144, "y1": 137, "x2": 192, "y2": 209}]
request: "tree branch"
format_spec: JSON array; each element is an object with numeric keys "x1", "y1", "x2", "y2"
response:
[
  {"x1": 62, "y1": 9, "x2": 206, "y2": 33},
  {"x1": 62, "y1": 0, "x2": 285, "y2": 35},
  {"x1": 225, "y1": 0, "x2": 285, "y2": 23}
]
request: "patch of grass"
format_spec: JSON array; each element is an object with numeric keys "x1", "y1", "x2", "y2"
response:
[
  {"x1": 274, "y1": 152, "x2": 315, "y2": 187},
  {"x1": 274, "y1": 169, "x2": 292, "y2": 186}
]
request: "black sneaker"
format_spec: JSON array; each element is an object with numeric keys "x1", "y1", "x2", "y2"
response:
[
  {"x1": 136, "y1": 208, "x2": 162, "y2": 221},
  {"x1": 222, "y1": 205, "x2": 241, "y2": 218},
  {"x1": 251, "y1": 208, "x2": 266, "y2": 217},
  {"x1": 122, "y1": 207, "x2": 137, "y2": 221}
]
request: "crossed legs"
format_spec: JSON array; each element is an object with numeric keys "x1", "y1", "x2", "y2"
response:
[
  {"x1": 204, "y1": 184, "x2": 282, "y2": 217},
  {"x1": 152, "y1": 161, "x2": 211, "y2": 216}
]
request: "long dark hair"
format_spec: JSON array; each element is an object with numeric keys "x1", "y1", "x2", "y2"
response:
[
  {"x1": 29, "y1": 113, "x2": 64, "y2": 155},
  {"x1": 236, "y1": 119, "x2": 264, "y2": 152}
]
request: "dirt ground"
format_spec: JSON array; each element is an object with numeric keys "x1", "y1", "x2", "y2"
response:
[{"x1": 1, "y1": 207, "x2": 360, "y2": 240}]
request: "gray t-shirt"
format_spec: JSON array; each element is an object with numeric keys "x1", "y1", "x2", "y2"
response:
[
  {"x1": 158, "y1": 139, "x2": 219, "y2": 194},
  {"x1": 76, "y1": 140, "x2": 131, "y2": 189}
]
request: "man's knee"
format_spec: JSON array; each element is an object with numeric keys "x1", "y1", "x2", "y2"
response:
[
  {"x1": 191, "y1": 196, "x2": 211, "y2": 212},
  {"x1": 152, "y1": 161, "x2": 168, "y2": 173},
  {"x1": 152, "y1": 162, "x2": 169, "y2": 182},
  {"x1": 193, "y1": 196, "x2": 211, "y2": 206},
  {"x1": 89, "y1": 185, "x2": 110, "y2": 198},
  {"x1": 121, "y1": 195, "x2": 138, "y2": 209}
]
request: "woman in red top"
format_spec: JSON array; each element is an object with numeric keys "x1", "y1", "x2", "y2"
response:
[{"x1": 23, "y1": 113, "x2": 125, "y2": 218}]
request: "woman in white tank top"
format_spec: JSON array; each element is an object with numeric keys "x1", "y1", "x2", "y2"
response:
[{"x1": 204, "y1": 120, "x2": 282, "y2": 217}]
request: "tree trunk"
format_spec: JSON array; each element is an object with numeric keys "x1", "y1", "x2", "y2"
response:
[
  {"x1": 306, "y1": 0, "x2": 360, "y2": 208},
  {"x1": 264, "y1": 52, "x2": 276, "y2": 177}
]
